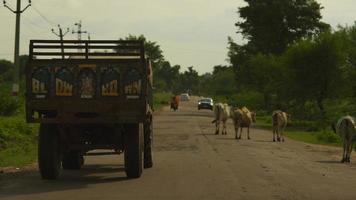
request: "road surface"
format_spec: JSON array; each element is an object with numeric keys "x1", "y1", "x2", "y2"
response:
[{"x1": 1, "y1": 97, "x2": 356, "y2": 200}]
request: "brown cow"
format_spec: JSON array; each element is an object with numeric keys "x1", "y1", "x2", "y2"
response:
[
  {"x1": 170, "y1": 95, "x2": 180, "y2": 111},
  {"x1": 231, "y1": 107, "x2": 256, "y2": 140}
]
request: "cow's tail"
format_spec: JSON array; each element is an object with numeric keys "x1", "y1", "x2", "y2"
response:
[
  {"x1": 272, "y1": 112, "x2": 278, "y2": 126},
  {"x1": 331, "y1": 123, "x2": 336, "y2": 133},
  {"x1": 340, "y1": 118, "x2": 350, "y2": 132}
]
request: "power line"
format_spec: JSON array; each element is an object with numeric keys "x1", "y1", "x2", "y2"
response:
[
  {"x1": 22, "y1": 16, "x2": 50, "y2": 34},
  {"x1": 31, "y1": 4, "x2": 56, "y2": 26},
  {"x1": 23, "y1": 14, "x2": 50, "y2": 29}
]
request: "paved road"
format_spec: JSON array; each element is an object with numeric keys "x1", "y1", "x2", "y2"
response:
[{"x1": 1, "y1": 97, "x2": 356, "y2": 200}]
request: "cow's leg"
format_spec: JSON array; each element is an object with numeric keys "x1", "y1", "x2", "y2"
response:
[
  {"x1": 238, "y1": 127, "x2": 242, "y2": 139},
  {"x1": 272, "y1": 127, "x2": 276, "y2": 142},
  {"x1": 347, "y1": 140, "x2": 353, "y2": 163},
  {"x1": 341, "y1": 141, "x2": 347, "y2": 163},
  {"x1": 345, "y1": 142, "x2": 350, "y2": 163},
  {"x1": 247, "y1": 126, "x2": 251, "y2": 140},
  {"x1": 223, "y1": 121, "x2": 227, "y2": 135},
  {"x1": 215, "y1": 121, "x2": 219, "y2": 135},
  {"x1": 222, "y1": 122, "x2": 225, "y2": 135},
  {"x1": 281, "y1": 127, "x2": 285, "y2": 142},
  {"x1": 234, "y1": 122, "x2": 238, "y2": 139},
  {"x1": 277, "y1": 126, "x2": 281, "y2": 142}
]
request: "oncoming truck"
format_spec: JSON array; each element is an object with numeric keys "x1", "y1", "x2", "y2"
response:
[{"x1": 25, "y1": 40, "x2": 153, "y2": 179}]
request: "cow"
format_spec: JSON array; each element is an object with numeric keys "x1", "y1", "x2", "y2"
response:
[
  {"x1": 331, "y1": 116, "x2": 356, "y2": 163},
  {"x1": 170, "y1": 95, "x2": 179, "y2": 111},
  {"x1": 211, "y1": 103, "x2": 231, "y2": 135},
  {"x1": 231, "y1": 107, "x2": 256, "y2": 140},
  {"x1": 272, "y1": 110, "x2": 289, "y2": 142}
]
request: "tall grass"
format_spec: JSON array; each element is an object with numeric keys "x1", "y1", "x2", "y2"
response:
[
  {"x1": 255, "y1": 115, "x2": 341, "y2": 146},
  {"x1": 0, "y1": 115, "x2": 38, "y2": 167},
  {"x1": 153, "y1": 92, "x2": 172, "y2": 110}
]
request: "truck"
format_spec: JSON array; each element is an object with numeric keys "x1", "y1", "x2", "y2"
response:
[{"x1": 25, "y1": 40, "x2": 153, "y2": 180}]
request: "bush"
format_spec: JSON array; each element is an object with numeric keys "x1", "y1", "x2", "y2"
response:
[
  {"x1": 153, "y1": 92, "x2": 172, "y2": 109},
  {"x1": 316, "y1": 130, "x2": 340, "y2": 144},
  {"x1": 0, "y1": 96, "x2": 20, "y2": 116},
  {"x1": 0, "y1": 115, "x2": 38, "y2": 149}
]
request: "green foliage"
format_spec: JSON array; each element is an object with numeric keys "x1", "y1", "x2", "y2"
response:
[
  {"x1": 0, "y1": 60, "x2": 13, "y2": 75},
  {"x1": 283, "y1": 32, "x2": 347, "y2": 119},
  {"x1": 0, "y1": 115, "x2": 38, "y2": 167},
  {"x1": 232, "y1": 90, "x2": 265, "y2": 110},
  {"x1": 153, "y1": 92, "x2": 172, "y2": 109},
  {"x1": 120, "y1": 34, "x2": 164, "y2": 63},
  {"x1": 0, "y1": 83, "x2": 21, "y2": 116},
  {"x1": 236, "y1": 0, "x2": 329, "y2": 55},
  {"x1": 316, "y1": 130, "x2": 340, "y2": 144},
  {"x1": 199, "y1": 66, "x2": 237, "y2": 98}
]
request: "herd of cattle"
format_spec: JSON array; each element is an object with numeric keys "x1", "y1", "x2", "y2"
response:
[
  {"x1": 211, "y1": 103, "x2": 289, "y2": 142},
  {"x1": 211, "y1": 103, "x2": 356, "y2": 163}
]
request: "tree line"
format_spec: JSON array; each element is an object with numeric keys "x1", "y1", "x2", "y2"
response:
[{"x1": 227, "y1": 0, "x2": 356, "y2": 124}]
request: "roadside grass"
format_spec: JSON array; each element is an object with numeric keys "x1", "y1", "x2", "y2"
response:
[
  {"x1": 0, "y1": 142, "x2": 37, "y2": 168},
  {"x1": 153, "y1": 92, "x2": 172, "y2": 110},
  {"x1": 0, "y1": 114, "x2": 38, "y2": 168},
  {"x1": 255, "y1": 115, "x2": 341, "y2": 147}
]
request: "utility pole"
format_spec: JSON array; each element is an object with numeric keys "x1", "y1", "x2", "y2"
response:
[
  {"x1": 72, "y1": 20, "x2": 87, "y2": 52},
  {"x1": 52, "y1": 24, "x2": 69, "y2": 41},
  {"x1": 52, "y1": 24, "x2": 69, "y2": 59},
  {"x1": 3, "y1": 0, "x2": 32, "y2": 96}
]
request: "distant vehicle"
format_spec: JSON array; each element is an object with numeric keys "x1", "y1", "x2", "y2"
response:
[
  {"x1": 198, "y1": 98, "x2": 214, "y2": 110},
  {"x1": 180, "y1": 93, "x2": 190, "y2": 101}
]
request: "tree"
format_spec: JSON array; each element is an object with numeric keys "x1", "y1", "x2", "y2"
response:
[
  {"x1": 0, "y1": 60, "x2": 13, "y2": 75},
  {"x1": 179, "y1": 67, "x2": 199, "y2": 94},
  {"x1": 120, "y1": 34, "x2": 164, "y2": 64},
  {"x1": 0, "y1": 60, "x2": 14, "y2": 82},
  {"x1": 284, "y1": 32, "x2": 346, "y2": 119},
  {"x1": 236, "y1": 53, "x2": 283, "y2": 109},
  {"x1": 154, "y1": 61, "x2": 181, "y2": 92},
  {"x1": 337, "y1": 23, "x2": 356, "y2": 97},
  {"x1": 236, "y1": 0, "x2": 329, "y2": 55}
]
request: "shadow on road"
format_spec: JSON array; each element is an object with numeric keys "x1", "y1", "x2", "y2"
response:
[
  {"x1": 254, "y1": 140, "x2": 275, "y2": 143},
  {"x1": 215, "y1": 138, "x2": 238, "y2": 141},
  {"x1": 0, "y1": 164, "x2": 129, "y2": 197},
  {"x1": 316, "y1": 160, "x2": 343, "y2": 164}
]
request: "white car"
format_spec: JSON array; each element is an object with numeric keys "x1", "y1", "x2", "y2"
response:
[{"x1": 180, "y1": 93, "x2": 190, "y2": 101}]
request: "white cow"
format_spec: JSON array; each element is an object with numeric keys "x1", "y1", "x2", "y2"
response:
[
  {"x1": 272, "y1": 110, "x2": 289, "y2": 142},
  {"x1": 332, "y1": 116, "x2": 356, "y2": 163},
  {"x1": 212, "y1": 103, "x2": 231, "y2": 135}
]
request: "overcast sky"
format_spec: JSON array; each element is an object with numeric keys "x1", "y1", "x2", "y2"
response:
[{"x1": 0, "y1": 0, "x2": 355, "y2": 74}]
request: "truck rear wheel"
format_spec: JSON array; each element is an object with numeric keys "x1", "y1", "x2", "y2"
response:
[
  {"x1": 62, "y1": 151, "x2": 84, "y2": 170},
  {"x1": 124, "y1": 123, "x2": 143, "y2": 178},
  {"x1": 38, "y1": 124, "x2": 61, "y2": 180},
  {"x1": 144, "y1": 120, "x2": 153, "y2": 168}
]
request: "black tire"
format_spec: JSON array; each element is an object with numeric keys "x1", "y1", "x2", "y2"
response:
[
  {"x1": 62, "y1": 151, "x2": 84, "y2": 170},
  {"x1": 124, "y1": 123, "x2": 143, "y2": 178},
  {"x1": 38, "y1": 124, "x2": 61, "y2": 180},
  {"x1": 144, "y1": 120, "x2": 153, "y2": 169}
]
